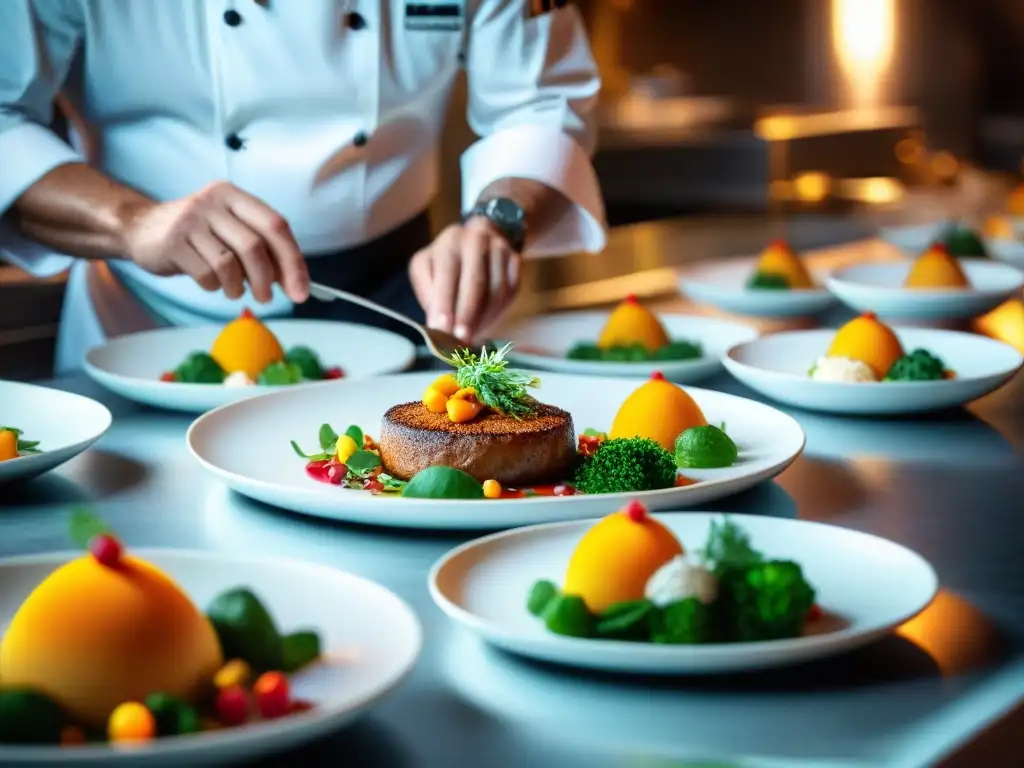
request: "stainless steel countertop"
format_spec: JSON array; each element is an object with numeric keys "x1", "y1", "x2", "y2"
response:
[{"x1": 2, "y1": 350, "x2": 1022, "y2": 766}]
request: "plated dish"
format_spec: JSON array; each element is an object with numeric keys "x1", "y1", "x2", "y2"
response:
[
  {"x1": 679, "y1": 242, "x2": 836, "y2": 318},
  {"x1": 974, "y1": 297, "x2": 1024, "y2": 354},
  {"x1": 0, "y1": 381, "x2": 112, "y2": 485},
  {"x1": 500, "y1": 302, "x2": 757, "y2": 382},
  {"x1": 188, "y1": 367, "x2": 805, "y2": 530},
  {"x1": 722, "y1": 321, "x2": 1023, "y2": 415},
  {"x1": 826, "y1": 248, "x2": 1023, "y2": 321},
  {"x1": 880, "y1": 219, "x2": 1024, "y2": 270},
  {"x1": 84, "y1": 319, "x2": 416, "y2": 414},
  {"x1": 0, "y1": 514, "x2": 421, "y2": 763},
  {"x1": 429, "y1": 511, "x2": 938, "y2": 674}
]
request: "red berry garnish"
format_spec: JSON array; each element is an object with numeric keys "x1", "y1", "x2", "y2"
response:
[
  {"x1": 325, "y1": 463, "x2": 346, "y2": 485},
  {"x1": 930, "y1": 242, "x2": 949, "y2": 253},
  {"x1": 215, "y1": 686, "x2": 250, "y2": 726},
  {"x1": 625, "y1": 500, "x2": 647, "y2": 522},
  {"x1": 253, "y1": 672, "x2": 291, "y2": 719},
  {"x1": 290, "y1": 699, "x2": 315, "y2": 715},
  {"x1": 806, "y1": 603, "x2": 823, "y2": 623},
  {"x1": 861, "y1": 311, "x2": 877, "y2": 321},
  {"x1": 363, "y1": 478, "x2": 385, "y2": 493},
  {"x1": 89, "y1": 534, "x2": 122, "y2": 567},
  {"x1": 651, "y1": 371, "x2": 665, "y2": 381},
  {"x1": 241, "y1": 307, "x2": 255, "y2": 319},
  {"x1": 323, "y1": 367, "x2": 344, "y2": 380},
  {"x1": 624, "y1": 293, "x2": 638, "y2": 303},
  {"x1": 160, "y1": 372, "x2": 176, "y2": 382},
  {"x1": 770, "y1": 238, "x2": 788, "y2": 249},
  {"x1": 553, "y1": 484, "x2": 575, "y2": 496}
]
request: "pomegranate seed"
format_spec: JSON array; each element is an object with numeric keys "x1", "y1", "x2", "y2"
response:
[
  {"x1": 624, "y1": 293, "x2": 638, "y2": 303},
  {"x1": 862, "y1": 311, "x2": 877, "y2": 321},
  {"x1": 325, "y1": 464, "x2": 345, "y2": 485},
  {"x1": 806, "y1": 603, "x2": 823, "y2": 622},
  {"x1": 625, "y1": 500, "x2": 647, "y2": 522},
  {"x1": 241, "y1": 307, "x2": 255, "y2": 319},
  {"x1": 89, "y1": 534, "x2": 122, "y2": 567},
  {"x1": 253, "y1": 672, "x2": 290, "y2": 719},
  {"x1": 553, "y1": 484, "x2": 575, "y2": 496},
  {"x1": 290, "y1": 699, "x2": 315, "y2": 715},
  {"x1": 160, "y1": 372, "x2": 176, "y2": 382},
  {"x1": 323, "y1": 366, "x2": 344, "y2": 380},
  {"x1": 363, "y1": 478, "x2": 385, "y2": 493},
  {"x1": 215, "y1": 686, "x2": 250, "y2": 726},
  {"x1": 651, "y1": 371, "x2": 665, "y2": 381}
]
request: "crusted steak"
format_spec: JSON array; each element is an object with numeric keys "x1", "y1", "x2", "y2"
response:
[{"x1": 378, "y1": 401, "x2": 577, "y2": 486}]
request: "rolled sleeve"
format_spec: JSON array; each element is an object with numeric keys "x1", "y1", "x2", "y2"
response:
[
  {"x1": 0, "y1": 122, "x2": 83, "y2": 213},
  {"x1": 464, "y1": 2, "x2": 606, "y2": 256}
]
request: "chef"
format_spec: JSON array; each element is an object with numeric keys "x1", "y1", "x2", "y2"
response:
[{"x1": 0, "y1": 0, "x2": 606, "y2": 374}]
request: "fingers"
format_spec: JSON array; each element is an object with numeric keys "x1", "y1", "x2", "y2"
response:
[
  {"x1": 408, "y1": 248, "x2": 434, "y2": 315},
  {"x1": 227, "y1": 188, "x2": 309, "y2": 302},
  {"x1": 453, "y1": 230, "x2": 490, "y2": 340},
  {"x1": 427, "y1": 229, "x2": 461, "y2": 333},
  {"x1": 175, "y1": 234, "x2": 221, "y2": 292},
  {"x1": 186, "y1": 229, "x2": 244, "y2": 297},
  {"x1": 208, "y1": 211, "x2": 275, "y2": 303},
  {"x1": 478, "y1": 241, "x2": 517, "y2": 334}
]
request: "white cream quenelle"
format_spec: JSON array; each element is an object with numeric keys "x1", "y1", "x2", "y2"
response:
[
  {"x1": 0, "y1": 0, "x2": 608, "y2": 374},
  {"x1": 644, "y1": 555, "x2": 718, "y2": 607},
  {"x1": 809, "y1": 356, "x2": 879, "y2": 383}
]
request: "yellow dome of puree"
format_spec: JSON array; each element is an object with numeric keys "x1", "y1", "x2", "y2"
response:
[
  {"x1": 609, "y1": 371, "x2": 707, "y2": 451},
  {"x1": 597, "y1": 295, "x2": 670, "y2": 351},
  {"x1": 983, "y1": 214, "x2": 1015, "y2": 240},
  {"x1": 904, "y1": 244, "x2": 970, "y2": 289},
  {"x1": 210, "y1": 308, "x2": 285, "y2": 378},
  {"x1": 754, "y1": 240, "x2": 814, "y2": 289},
  {"x1": 563, "y1": 501, "x2": 683, "y2": 613},
  {"x1": 0, "y1": 555, "x2": 224, "y2": 728},
  {"x1": 826, "y1": 311, "x2": 905, "y2": 379},
  {"x1": 974, "y1": 298, "x2": 1024, "y2": 354}
]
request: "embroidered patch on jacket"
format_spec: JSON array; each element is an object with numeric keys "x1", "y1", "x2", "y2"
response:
[
  {"x1": 405, "y1": 1, "x2": 464, "y2": 31},
  {"x1": 529, "y1": 0, "x2": 570, "y2": 17}
]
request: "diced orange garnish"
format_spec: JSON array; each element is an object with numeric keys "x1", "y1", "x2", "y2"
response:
[
  {"x1": 482, "y1": 479, "x2": 502, "y2": 499},
  {"x1": 431, "y1": 374, "x2": 461, "y2": 397},
  {"x1": 0, "y1": 430, "x2": 17, "y2": 462},
  {"x1": 447, "y1": 397, "x2": 484, "y2": 423},
  {"x1": 450, "y1": 386, "x2": 478, "y2": 401},
  {"x1": 422, "y1": 386, "x2": 449, "y2": 413}
]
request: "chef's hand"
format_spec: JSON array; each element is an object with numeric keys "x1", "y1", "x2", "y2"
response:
[
  {"x1": 408, "y1": 217, "x2": 522, "y2": 341},
  {"x1": 120, "y1": 181, "x2": 310, "y2": 303}
]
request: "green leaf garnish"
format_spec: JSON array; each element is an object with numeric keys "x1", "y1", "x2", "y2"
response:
[
  {"x1": 0, "y1": 426, "x2": 41, "y2": 454},
  {"x1": 345, "y1": 449, "x2": 381, "y2": 475},
  {"x1": 448, "y1": 343, "x2": 539, "y2": 419},
  {"x1": 69, "y1": 508, "x2": 111, "y2": 549},
  {"x1": 344, "y1": 425, "x2": 364, "y2": 447},
  {"x1": 582, "y1": 427, "x2": 607, "y2": 438},
  {"x1": 698, "y1": 516, "x2": 763, "y2": 572},
  {"x1": 402, "y1": 465, "x2": 484, "y2": 499},
  {"x1": 281, "y1": 630, "x2": 321, "y2": 672},
  {"x1": 318, "y1": 424, "x2": 339, "y2": 453},
  {"x1": 290, "y1": 440, "x2": 331, "y2": 462},
  {"x1": 377, "y1": 473, "x2": 407, "y2": 492}
]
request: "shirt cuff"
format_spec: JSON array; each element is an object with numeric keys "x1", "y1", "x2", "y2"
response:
[
  {"x1": 460, "y1": 124, "x2": 607, "y2": 257},
  {"x1": 0, "y1": 121, "x2": 83, "y2": 213},
  {"x1": 0, "y1": 220, "x2": 74, "y2": 277}
]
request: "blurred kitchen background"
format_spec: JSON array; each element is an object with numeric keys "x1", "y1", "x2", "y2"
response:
[{"x1": 2, "y1": 0, "x2": 1023, "y2": 379}]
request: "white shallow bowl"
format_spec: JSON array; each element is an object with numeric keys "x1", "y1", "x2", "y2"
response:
[
  {"x1": 187, "y1": 371, "x2": 805, "y2": 531},
  {"x1": 679, "y1": 258, "x2": 836, "y2": 318},
  {"x1": 877, "y1": 223, "x2": 952, "y2": 254},
  {"x1": 987, "y1": 236, "x2": 1024, "y2": 269},
  {"x1": 0, "y1": 549, "x2": 421, "y2": 766},
  {"x1": 84, "y1": 320, "x2": 416, "y2": 414},
  {"x1": 428, "y1": 512, "x2": 938, "y2": 675},
  {"x1": 500, "y1": 311, "x2": 758, "y2": 383},
  {"x1": 0, "y1": 381, "x2": 112, "y2": 485},
  {"x1": 722, "y1": 328, "x2": 1023, "y2": 415},
  {"x1": 826, "y1": 259, "x2": 1024, "y2": 320}
]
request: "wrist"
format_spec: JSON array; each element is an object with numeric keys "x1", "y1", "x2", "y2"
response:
[
  {"x1": 111, "y1": 197, "x2": 154, "y2": 259},
  {"x1": 463, "y1": 197, "x2": 526, "y2": 253}
]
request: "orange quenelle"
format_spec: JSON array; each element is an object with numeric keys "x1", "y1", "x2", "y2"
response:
[
  {"x1": 0, "y1": 430, "x2": 18, "y2": 462},
  {"x1": 974, "y1": 298, "x2": 1024, "y2": 354},
  {"x1": 1007, "y1": 183, "x2": 1024, "y2": 216},
  {"x1": 609, "y1": 371, "x2": 707, "y2": 451},
  {"x1": 563, "y1": 501, "x2": 684, "y2": 613},
  {"x1": 597, "y1": 295, "x2": 670, "y2": 352},
  {"x1": 0, "y1": 555, "x2": 223, "y2": 728},
  {"x1": 753, "y1": 240, "x2": 814, "y2": 289},
  {"x1": 826, "y1": 312, "x2": 905, "y2": 379},
  {"x1": 904, "y1": 244, "x2": 970, "y2": 289},
  {"x1": 210, "y1": 308, "x2": 285, "y2": 379}
]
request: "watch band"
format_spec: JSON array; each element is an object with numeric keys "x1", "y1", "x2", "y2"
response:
[{"x1": 463, "y1": 198, "x2": 526, "y2": 253}]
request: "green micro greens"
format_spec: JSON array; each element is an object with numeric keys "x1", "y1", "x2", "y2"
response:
[{"x1": 448, "y1": 343, "x2": 539, "y2": 419}]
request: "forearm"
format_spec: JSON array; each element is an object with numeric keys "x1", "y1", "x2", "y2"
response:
[
  {"x1": 10, "y1": 162, "x2": 153, "y2": 259},
  {"x1": 475, "y1": 176, "x2": 567, "y2": 234}
]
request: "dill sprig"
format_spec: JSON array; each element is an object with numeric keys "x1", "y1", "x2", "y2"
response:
[{"x1": 448, "y1": 343, "x2": 539, "y2": 419}]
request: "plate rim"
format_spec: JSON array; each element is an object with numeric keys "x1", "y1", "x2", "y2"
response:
[
  {"x1": 826, "y1": 259, "x2": 1024, "y2": 299},
  {"x1": 427, "y1": 511, "x2": 940, "y2": 666},
  {"x1": 185, "y1": 371, "x2": 808, "y2": 509},
  {"x1": 0, "y1": 547, "x2": 423, "y2": 763}
]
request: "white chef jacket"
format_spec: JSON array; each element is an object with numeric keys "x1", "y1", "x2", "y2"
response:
[{"x1": 0, "y1": 0, "x2": 606, "y2": 374}]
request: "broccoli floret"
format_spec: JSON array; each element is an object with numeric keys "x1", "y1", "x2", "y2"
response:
[
  {"x1": 746, "y1": 271, "x2": 791, "y2": 290},
  {"x1": 285, "y1": 346, "x2": 325, "y2": 380},
  {"x1": 715, "y1": 560, "x2": 815, "y2": 642},
  {"x1": 699, "y1": 516, "x2": 764, "y2": 574},
  {"x1": 650, "y1": 597, "x2": 715, "y2": 644},
  {"x1": 884, "y1": 348, "x2": 946, "y2": 382},
  {"x1": 174, "y1": 351, "x2": 226, "y2": 384},
  {"x1": 574, "y1": 437, "x2": 678, "y2": 494},
  {"x1": 258, "y1": 361, "x2": 304, "y2": 385}
]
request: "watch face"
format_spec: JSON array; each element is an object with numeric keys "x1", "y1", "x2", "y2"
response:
[{"x1": 488, "y1": 197, "x2": 525, "y2": 225}]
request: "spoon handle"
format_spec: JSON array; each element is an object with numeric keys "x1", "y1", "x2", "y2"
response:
[{"x1": 308, "y1": 282, "x2": 426, "y2": 336}]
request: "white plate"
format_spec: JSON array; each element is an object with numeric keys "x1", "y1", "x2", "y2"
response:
[
  {"x1": 878, "y1": 222, "x2": 1024, "y2": 266},
  {"x1": 84, "y1": 320, "x2": 417, "y2": 414},
  {"x1": 500, "y1": 311, "x2": 758, "y2": 382},
  {"x1": 722, "y1": 328, "x2": 1023, "y2": 415},
  {"x1": 679, "y1": 258, "x2": 837, "y2": 318},
  {"x1": 0, "y1": 549, "x2": 421, "y2": 766},
  {"x1": 987, "y1": 237, "x2": 1024, "y2": 269},
  {"x1": 0, "y1": 381, "x2": 112, "y2": 485},
  {"x1": 187, "y1": 372, "x2": 805, "y2": 530},
  {"x1": 825, "y1": 260, "x2": 1024, "y2": 320},
  {"x1": 428, "y1": 512, "x2": 938, "y2": 674}
]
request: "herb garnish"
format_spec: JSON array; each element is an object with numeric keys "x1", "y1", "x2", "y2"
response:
[
  {"x1": 448, "y1": 344, "x2": 539, "y2": 419},
  {"x1": 0, "y1": 426, "x2": 41, "y2": 454}
]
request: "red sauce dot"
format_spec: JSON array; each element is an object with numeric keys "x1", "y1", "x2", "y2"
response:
[
  {"x1": 625, "y1": 500, "x2": 647, "y2": 522},
  {"x1": 89, "y1": 534, "x2": 122, "y2": 567},
  {"x1": 770, "y1": 238, "x2": 788, "y2": 249},
  {"x1": 651, "y1": 371, "x2": 665, "y2": 381},
  {"x1": 861, "y1": 311, "x2": 877, "y2": 321},
  {"x1": 624, "y1": 293, "x2": 638, "y2": 303},
  {"x1": 930, "y1": 242, "x2": 949, "y2": 253},
  {"x1": 241, "y1": 307, "x2": 255, "y2": 319}
]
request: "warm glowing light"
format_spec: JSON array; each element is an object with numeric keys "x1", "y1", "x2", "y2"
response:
[
  {"x1": 844, "y1": 176, "x2": 904, "y2": 205},
  {"x1": 831, "y1": 0, "x2": 896, "y2": 108},
  {"x1": 793, "y1": 172, "x2": 831, "y2": 203},
  {"x1": 894, "y1": 138, "x2": 924, "y2": 165},
  {"x1": 931, "y1": 152, "x2": 959, "y2": 179}
]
